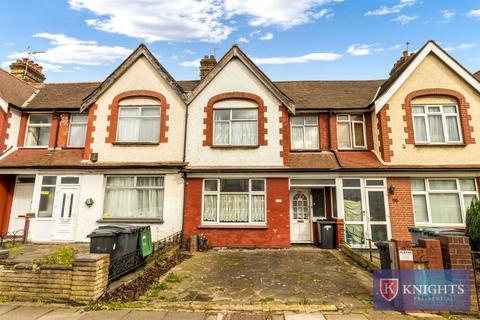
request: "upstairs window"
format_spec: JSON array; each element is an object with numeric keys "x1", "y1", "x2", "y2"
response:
[
  {"x1": 117, "y1": 106, "x2": 160, "y2": 143},
  {"x1": 213, "y1": 109, "x2": 258, "y2": 146},
  {"x1": 290, "y1": 115, "x2": 319, "y2": 150},
  {"x1": 412, "y1": 105, "x2": 462, "y2": 144},
  {"x1": 25, "y1": 114, "x2": 51, "y2": 147},
  {"x1": 68, "y1": 114, "x2": 88, "y2": 147},
  {"x1": 337, "y1": 114, "x2": 366, "y2": 149}
]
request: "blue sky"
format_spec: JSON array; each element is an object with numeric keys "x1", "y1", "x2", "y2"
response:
[{"x1": 1, "y1": 0, "x2": 480, "y2": 83}]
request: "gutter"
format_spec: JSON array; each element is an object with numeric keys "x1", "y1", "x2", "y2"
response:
[{"x1": 182, "y1": 167, "x2": 480, "y2": 173}]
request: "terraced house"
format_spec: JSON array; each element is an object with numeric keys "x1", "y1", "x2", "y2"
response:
[{"x1": 0, "y1": 40, "x2": 479, "y2": 248}]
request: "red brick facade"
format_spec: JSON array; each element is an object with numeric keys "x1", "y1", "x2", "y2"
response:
[
  {"x1": 202, "y1": 92, "x2": 268, "y2": 147},
  {"x1": 83, "y1": 104, "x2": 98, "y2": 160},
  {"x1": 329, "y1": 114, "x2": 338, "y2": 150},
  {"x1": 183, "y1": 178, "x2": 290, "y2": 248},
  {"x1": 402, "y1": 88, "x2": 475, "y2": 145},
  {"x1": 105, "y1": 90, "x2": 169, "y2": 144},
  {"x1": 0, "y1": 175, "x2": 15, "y2": 234},
  {"x1": 48, "y1": 114, "x2": 59, "y2": 148},
  {"x1": 56, "y1": 113, "x2": 70, "y2": 148},
  {"x1": 377, "y1": 104, "x2": 394, "y2": 162},
  {"x1": 387, "y1": 177, "x2": 415, "y2": 240},
  {"x1": 319, "y1": 113, "x2": 330, "y2": 151},
  {"x1": 278, "y1": 105, "x2": 290, "y2": 163},
  {"x1": 0, "y1": 108, "x2": 8, "y2": 152},
  {"x1": 16, "y1": 113, "x2": 29, "y2": 147},
  {"x1": 365, "y1": 112, "x2": 374, "y2": 150}
]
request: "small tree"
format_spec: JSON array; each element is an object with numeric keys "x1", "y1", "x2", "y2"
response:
[{"x1": 466, "y1": 197, "x2": 480, "y2": 251}]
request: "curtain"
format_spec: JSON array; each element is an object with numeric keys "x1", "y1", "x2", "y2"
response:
[
  {"x1": 446, "y1": 116, "x2": 460, "y2": 141},
  {"x1": 344, "y1": 200, "x2": 362, "y2": 221},
  {"x1": 429, "y1": 179, "x2": 457, "y2": 190},
  {"x1": 219, "y1": 194, "x2": 248, "y2": 222},
  {"x1": 413, "y1": 117, "x2": 428, "y2": 142},
  {"x1": 231, "y1": 121, "x2": 257, "y2": 145},
  {"x1": 139, "y1": 118, "x2": 160, "y2": 141},
  {"x1": 413, "y1": 195, "x2": 429, "y2": 222},
  {"x1": 345, "y1": 225, "x2": 364, "y2": 245},
  {"x1": 337, "y1": 122, "x2": 351, "y2": 148},
  {"x1": 251, "y1": 195, "x2": 265, "y2": 222},
  {"x1": 353, "y1": 123, "x2": 365, "y2": 147},
  {"x1": 291, "y1": 127, "x2": 304, "y2": 149},
  {"x1": 304, "y1": 126, "x2": 318, "y2": 149},
  {"x1": 26, "y1": 127, "x2": 50, "y2": 146},
  {"x1": 118, "y1": 117, "x2": 139, "y2": 142},
  {"x1": 428, "y1": 115, "x2": 445, "y2": 142},
  {"x1": 429, "y1": 194, "x2": 462, "y2": 224},
  {"x1": 214, "y1": 122, "x2": 230, "y2": 145},
  {"x1": 203, "y1": 195, "x2": 217, "y2": 221},
  {"x1": 69, "y1": 123, "x2": 87, "y2": 147},
  {"x1": 464, "y1": 195, "x2": 476, "y2": 211}
]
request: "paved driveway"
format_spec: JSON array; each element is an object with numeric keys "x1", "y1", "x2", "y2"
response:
[{"x1": 145, "y1": 247, "x2": 373, "y2": 310}]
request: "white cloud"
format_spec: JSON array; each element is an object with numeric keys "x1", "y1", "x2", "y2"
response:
[
  {"x1": 365, "y1": 0, "x2": 415, "y2": 16},
  {"x1": 441, "y1": 9, "x2": 455, "y2": 22},
  {"x1": 347, "y1": 44, "x2": 372, "y2": 56},
  {"x1": 251, "y1": 52, "x2": 342, "y2": 65},
  {"x1": 468, "y1": 9, "x2": 480, "y2": 19},
  {"x1": 237, "y1": 37, "x2": 249, "y2": 43},
  {"x1": 259, "y1": 33, "x2": 273, "y2": 41},
  {"x1": 180, "y1": 58, "x2": 201, "y2": 67},
  {"x1": 6, "y1": 33, "x2": 131, "y2": 72},
  {"x1": 183, "y1": 49, "x2": 196, "y2": 55},
  {"x1": 444, "y1": 43, "x2": 476, "y2": 51},
  {"x1": 388, "y1": 44, "x2": 403, "y2": 50},
  {"x1": 393, "y1": 15, "x2": 417, "y2": 25}
]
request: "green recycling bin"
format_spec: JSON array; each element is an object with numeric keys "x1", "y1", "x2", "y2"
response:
[{"x1": 139, "y1": 226, "x2": 153, "y2": 257}]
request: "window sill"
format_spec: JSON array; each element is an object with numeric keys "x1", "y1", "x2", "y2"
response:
[
  {"x1": 198, "y1": 224, "x2": 268, "y2": 229},
  {"x1": 97, "y1": 218, "x2": 164, "y2": 224},
  {"x1": 290, "y1": 149, "x2": 322, "y2": 153},
  {"x1": 413, "y1": 143, "x2": 466, "y2": 147},
  {"x1": 337, "y1": 148, "x2": 368, "y2": 151},
  {"x1": 210, "y1": 145, "x2": 259, "y2": 149},
  {"x1": 112, "y1": 142, "x2": 160, "y2": 146}
]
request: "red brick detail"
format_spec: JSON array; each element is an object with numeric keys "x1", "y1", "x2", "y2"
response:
[
  {"x1": 418, "y1": 239, "x2": 443, "y2": 270},
  {"x1": 387, "y1": 177, "x2": 415, "y2": 240},
  {"x1": 17, "y1": 113, "x2": 29, "y2": 147},
  {"x1": 48, "y1": 114, "x2": 59, "y2": 148},
  {"x1": 402, "y1": 88, "x2": 475, "y2": 145},
  {"x1": 183, "y1": 178, "x2": 290, "y2": 248},
  {"x1": 0, "y1": 175, "x2": 15, "y2": 234},
  {"x1": 278, "y1": 105, "x2": 290, "y2": 163},
  {"x1": 202, "y1": 92, "x2": 268, "y2": 147},
  {"x1": 83, "y1": 104, "x2": 98, "y2": 160},
  {"x1": 335, "y1": 218, "x2": 345, "y2": 247},
  {"x1": 365, "y1": 112, "x2": 374, "y2": 150},
  {"x1": 377, "y1": 104, "x2": 393, "y2": 162},
  {"x1": 105, "y1": 90, "x2": 169, "y2": 144},
  {"x1": 0, "y1": 108, "x2": 8, "y2": 152},
  {"x1": 56, "y1": 113, "x2": 70, "y2": 148},
  {"x1": 329, "y1": 114, "x2": 338, "y2": 150},
  {"x1": 319, "y1": 114, "x2": 329, "y2": 151},
  {"x1": 393, "y1": 239, "x2": 414, "y2": 269}
]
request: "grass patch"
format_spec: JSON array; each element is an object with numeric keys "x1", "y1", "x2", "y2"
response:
[
  {"x1": 144, "y1": 280, "x2": 171, "y2": 298},
  {"x1": 7, "y1": 245, "x2": 22, "y2": 258},
  {"x1": 33, "y1": 246, "x2": 75, "y2": 267},
  {"x1": 88, "y1": 300, "x2": 145, "y2": 310},
  {"x1": 259, "y1": 295, "x2": 275, "y2": 304},
  {"x1": 0, "y1": 296, "x2": 13, "y2": 303},
  {"x1": 165, "y1": 272, "x2": 183, "y2": 283}
]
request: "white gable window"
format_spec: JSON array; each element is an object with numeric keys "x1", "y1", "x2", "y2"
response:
[
  {"x1": 337, "y1": 114, "x2": 366, "y2": 149},
  {"x1": 412, "y1": 105, "x2": 462, "y2": 144},
  {"x1": 117, "y1": 106, "x2": 160, "y2": 143},
  {"x1": 68, "y1": 114, "x2": 88, "y2": 147},
  {"x1": 290, "y1": 115, "x2": 319, "y2": 150},
  {"x1": 25, "y1": 114, "x2": 51, "y2": 147},
  {"x1": 213, "y1": 109, "x2": 258, "y2": 146}
]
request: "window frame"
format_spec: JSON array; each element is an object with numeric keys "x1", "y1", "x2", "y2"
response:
[
  {"x1": 202, "y1": 178, "x2": 267, "y2": 225},
  {"x1": 336, "y1": 114, "x2": 367, "y2": 150},
  {"x1": 116, "y1": 105, "x2": 161, "y2": 143},
  {"x1": 25, "y1": 114, "x2": 52, "y2": 148},
  {"x1": 213, "y1": 107, "x2": 259, "y2": 147},
  {"x1": 67, "y1": 113, "x2": 88, "y2": 148},
  {"x1": 412, "y1": 104, "x2": 463, "y2": 145},
  {"x1": 290, "y1": 115, "x2": 320, "y2": 150},
  {"x1": 411, "y1": 178, "x2": 477, "y2": 226}
]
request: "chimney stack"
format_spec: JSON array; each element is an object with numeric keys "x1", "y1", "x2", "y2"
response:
[
  {"x1": 9, "y1": 58, "x2": 46, "y2": 83},
  {"x1": 199, "y1": 55, "x2": 217, "y2": 79},
  {"x1": 389, "y1": 50, "x2": 411, "y2": 76}
]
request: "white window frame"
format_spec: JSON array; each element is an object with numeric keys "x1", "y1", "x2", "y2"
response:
[
  {"x1": 213, "y1": 108, "x2": 258, "y2": 146},
  {"x1": 290, "y1": 115, "x2": 319, "y2": 150},
  {"x1": 412, "y1": 104, "x2": 463, "y2": 144},
  {"x1": 67, "y1": 113, "x2": 88, "y2": 147},
  {"x1": 202, "y1": 178, "x2": 267, "y2": 225},
  {"x1": 336, "y1": 114, "x2": 367, "y2": 150},
  {"x1": 116, "y1": 105, "x2": 161, "y2": 143},
  {"x1": 25, "y1": 114, "x2": 51, "y2": 147},
  {"x1": 411, "y1": 178, "x2": 477, "y2": 226}
]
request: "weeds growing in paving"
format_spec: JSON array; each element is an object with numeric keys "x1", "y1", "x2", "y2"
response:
[{"x1": 32, "y1": 246, "x2": 75, "y2": 267}]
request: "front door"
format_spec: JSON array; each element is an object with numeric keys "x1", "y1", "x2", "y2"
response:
[
  {"x1": 52, "y1": 186, "x2": 79, "y2": 241},
  {"x1": 290, "y1": 189, "x2": 312, "y2": 243}
]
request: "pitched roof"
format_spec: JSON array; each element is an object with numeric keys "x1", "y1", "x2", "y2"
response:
[
  {"x1": 186, "y1": 45, "x2": 295, "y2": 112},
  {"x1": 475, "y1": 70, "x2": 480, "y2": 80},
  {"x1": 275, "y1": 80, "x2": 384, "y2": 109},
  {"x1": 81, "y1": 44, "x2": 186, "y2": 110},
  {"x1": 23, "y1": 82, "x2": 100, "y2": 110},
  {"x1": 0, "y1": 68, "x2": 36, "y2": 107}
]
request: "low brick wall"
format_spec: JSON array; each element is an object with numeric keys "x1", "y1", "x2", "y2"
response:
[{"x1": 0, "y1": 253, "x2": 109, "y2": 304}]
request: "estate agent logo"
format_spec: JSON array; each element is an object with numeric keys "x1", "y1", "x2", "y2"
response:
[{"x1": 379, "y1": 278, "x2": 399, "y2": 302}]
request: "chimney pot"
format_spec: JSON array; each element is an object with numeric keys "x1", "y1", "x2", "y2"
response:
[
  {"x1": 199, "y1": 54, "x2": 217, "y2": 80},
  {"x1": 9, "y1": 57, "x2": 46, "y2": 83}
]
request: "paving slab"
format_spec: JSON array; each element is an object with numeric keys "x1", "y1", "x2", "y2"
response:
[
  {"x1": 0, "y1": 306, "x2": 53, "y2": 320},
  {"x1": 270, "y1": 315, "x2": 284, "y2": 320},
  {"x1": 324, "y1": 313, "x2": 368, "y2": 320},
  {"x1": 0, "y1": 305, "x2": 18, "y2": 316},
  {"x1": 122, "y1": 310, "x2": 168, "y2": 320},
  {"x1": 78, "y1": 310, "x2": 130, "y2": 320},
  {"x1": 37, "y1": 308, "x2": 85, "y2": 320},
  {"x1": 285, "y1": 313, "x2": 326, "y2": 320},
  {"x1": 224, "y1": 314, "x2": 267, "y2": 320},
  {"x1": 205, "y1": 314, "x2": 222, "y2": 320},
  {"x1": 163, "y1": 311, "x2": 206, "y2": 320}
]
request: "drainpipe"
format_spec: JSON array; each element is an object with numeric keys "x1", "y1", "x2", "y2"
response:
[
  {"x1": 180, "y1": 102, "x2": 189, "y2": 248},
  {"x1": 327, "y1": 108, "x2": 343, "y2": 169}
]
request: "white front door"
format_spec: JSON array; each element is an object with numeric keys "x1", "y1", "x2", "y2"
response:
[
  {"x1": 8, "y1": 177, "x2": 35, "y2": 232},
  {"x1": 52, "y1": 186, "x2": 79, "y2": 241},
  {"x1": 290, "y1": 189, "x2": 312, "y2": 243}
]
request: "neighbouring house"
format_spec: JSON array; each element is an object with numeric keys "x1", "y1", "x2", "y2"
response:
[{"x1": 0, "y1": 40, "x2": 479, "y2": 248}]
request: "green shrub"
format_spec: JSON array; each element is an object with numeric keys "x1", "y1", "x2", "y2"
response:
[
  {"x1": 466, "y1": 197, "x2": 480, "y2": 250},
  {"x1": 33, "y1": 246, "x2": 75, "y2": 267}
]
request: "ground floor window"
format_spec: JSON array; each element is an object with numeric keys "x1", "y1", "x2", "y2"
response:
[
  {"x1": 203, "y1": 178, "x2": 266, "y2": 224},
  {"x1": 411, "y1": 178, "x2": 477, "y2": 225},
  {"x1": 103, "y1": 175, "x2": 164, "y2": 220}
]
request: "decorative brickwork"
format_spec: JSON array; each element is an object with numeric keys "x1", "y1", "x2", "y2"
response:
[
  {"x1": 278, "y1": 105, "x2": 290, "y2": 163},
  {"x1": 387, "y1": 177, "x2": 415, "y2": 240},
  {"x1": 83, "y1": 104, "x2": 97, "y2": 160},
  {"x1": 17, "y1": 113, "x2": 28, "y2": 147},
  {"x1": 202, "y1": 92, "x2": 268, "y2": 147},
  {"x1": 0, "y1": 109, "x2": 8, "y2": 153},
  {"x1": 402, "y1": 88, "x2": 475, "y2": 145},
  {"x1": 418, "y1": 238, "x2": 443, "y2": 270},
  {"x1": 329, "y1": 114, "x2": 338, "y2": 150},
  {"x1": 377, "y1": 104, "x2": 394, "y2": 161},
  {"x1": 105, "y1": 90, "x2": 169, "y2": 144},
  {"x1": 56, "y1": 113, "x2": 70, "y2": 148},
  {"x1": 48, "y1": 114, "x2": 59, "y2": 148}
]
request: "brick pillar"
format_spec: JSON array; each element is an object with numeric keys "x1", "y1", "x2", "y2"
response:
[
  {"x1": 335, "y1": 219, "x2": 345, "y2": 247},
  {"x1": 418, "y1": 239, "x2": 443, "y2": 269},
  {"x1": 70, "y1": 254, "x2": 109, "y2": 303},
  {"x1": 393, "y1": 239, "x2": 414, "y2": 269}
]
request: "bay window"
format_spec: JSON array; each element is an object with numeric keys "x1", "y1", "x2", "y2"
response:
[
  {"x1": 337, "y1": 114, "x2": 366, "y2": 149},
  {"x1": 411, "y1": 178, "x2": 476, "y2": 225},
  {"x1": 290, "y1": 115, "x2": 319, "y2": 150},
  {"x1": 412, "y1": 105, "x2": 462, "y2": 144},
  {"x1": 103, "y1": 176, "x2": 164, "y2": 220},
  {"x1": 203, "y1": 179, "x2": 266, "y2": 224},
  {"x1": 117, "y1": 106, "x2": 160, "y2": 143},
  {"x1": 25, "y1": 114, "x2": 51, "y2": 147},
  {"x1": 213, "y1": 109, "x2": 258, "y2": 146},
  {"x1": 68, "y1": 114, "x2": 88, "y2": 147}
]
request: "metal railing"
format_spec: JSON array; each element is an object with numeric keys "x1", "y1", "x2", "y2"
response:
[
  {"x1": 152, "y1": 231, "x2": 182, "y2": 253},
  {"x1": 344, "y1": 227, "x2": 381, "y2": 265},
  {"x1": 0, "y1": 230, "x2": 25, "y2": 248}
]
